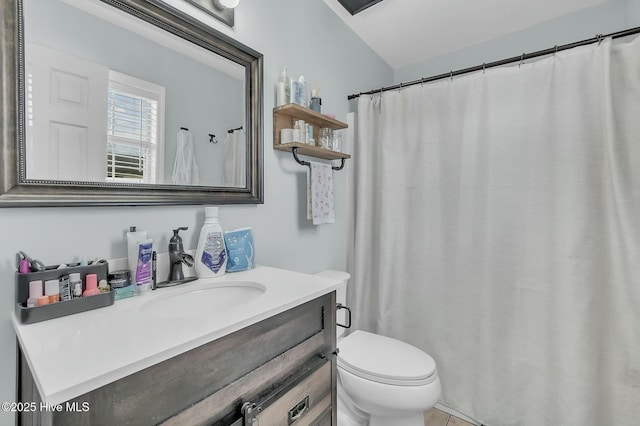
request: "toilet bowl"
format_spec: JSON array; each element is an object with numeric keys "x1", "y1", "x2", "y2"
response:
[{"x1": 314, "y1": 270, "x2": 442, "y2": 426}]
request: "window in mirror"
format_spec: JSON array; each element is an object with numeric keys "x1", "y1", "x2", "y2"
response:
[{"x1": 107, "y1": 71, "x2": 165, "y2": 183}]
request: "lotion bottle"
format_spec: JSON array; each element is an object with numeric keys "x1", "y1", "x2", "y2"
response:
[{"x1": 195, "y1": 207, "x2": 227, "y2": 278}]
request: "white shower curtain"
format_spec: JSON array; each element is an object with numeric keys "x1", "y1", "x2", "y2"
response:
[
  {"x1": 223, "y1": 129, "x2": 246, "y2": 187},
  {"x1": 351, "y1": 37, "x2": 640, "y2": 426}
]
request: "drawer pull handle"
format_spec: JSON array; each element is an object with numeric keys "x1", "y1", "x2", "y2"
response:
[{"x1": 288, "y1": 395, "x2": 309, "y2": 424}]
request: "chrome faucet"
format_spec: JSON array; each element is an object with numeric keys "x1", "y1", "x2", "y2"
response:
[{"x1": 168, "y1": 227, "x2": 194, "y2": 282}]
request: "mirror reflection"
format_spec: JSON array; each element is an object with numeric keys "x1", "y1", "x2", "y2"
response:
[{"x1": 24, "y1": 0, "x2": 246, "y2": 187}]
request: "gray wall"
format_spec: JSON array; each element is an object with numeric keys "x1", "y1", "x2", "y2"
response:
[
  {"x1": 0, "y1": 0, "x2": 392, "y2": 423},
  {"x1": 395, "y1": 0, "x2": 640, "y2": 83}
]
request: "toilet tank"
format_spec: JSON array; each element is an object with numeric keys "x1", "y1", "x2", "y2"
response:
[{"x1": 314, "y1": 270, "x2": 350, "y2": 338}]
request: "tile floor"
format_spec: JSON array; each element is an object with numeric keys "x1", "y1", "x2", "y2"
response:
[{"x1": 424, "y1": 408, "x2": 476, "y2": 426}]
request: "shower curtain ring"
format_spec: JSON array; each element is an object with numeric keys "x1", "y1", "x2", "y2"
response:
[
  {"x1": 520, "y1": 53, "x2": 525, "y2": 67},
  {"x1": 597, "y1": 34, "x2": 603, "y2": 44},
  {"x1": 482, "y1": 63, "x2": 486, "y2": 74},
  {"x1": 554, "y1": 45, "x2": 558, "y2": 55},
  {"x1": 421, "y1": 77, "x2": 425, "y2": 87},
  {"x1": 450, "y1": 70, "x2": 453, "y2": 81}
]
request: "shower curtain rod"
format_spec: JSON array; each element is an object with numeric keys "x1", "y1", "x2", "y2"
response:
[{"x1": 347, "y1": 25, "x2": 640, "y2": 100}]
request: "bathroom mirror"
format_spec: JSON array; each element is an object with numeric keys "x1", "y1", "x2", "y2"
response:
[{"x1": 0, "y1": 0, "x2": 263, "y2": 206}]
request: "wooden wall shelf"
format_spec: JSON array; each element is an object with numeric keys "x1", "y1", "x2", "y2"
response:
[{"x1": 273, "y1": 104, "x2": 351, "y2": 163}]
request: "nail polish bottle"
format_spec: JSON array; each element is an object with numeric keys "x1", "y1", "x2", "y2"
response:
[{"x1": 83, "y1": 274, "x2": 101, "y2": 297}]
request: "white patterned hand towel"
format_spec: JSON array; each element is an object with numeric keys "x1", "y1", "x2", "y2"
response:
[{"x1": 307, "y1": 162, "x2": 335, "y2": 225}]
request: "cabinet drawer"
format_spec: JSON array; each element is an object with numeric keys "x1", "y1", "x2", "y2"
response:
[{"x1": 247, "y1": 359, "x2": 331, "y2": 426}]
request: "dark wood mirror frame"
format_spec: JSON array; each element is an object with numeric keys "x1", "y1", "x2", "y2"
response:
[{"x1": 0, "y1": 0, "x2": 263, "y2": 207}]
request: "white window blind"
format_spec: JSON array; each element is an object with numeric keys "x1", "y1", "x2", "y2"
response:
[{"x1": 106, "y1": 71, "x2": 165, "y2": 183}]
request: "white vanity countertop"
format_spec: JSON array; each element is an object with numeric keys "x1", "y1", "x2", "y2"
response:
[{"x1": 12, "y1": 266, "x2": 342, "y2": 405}]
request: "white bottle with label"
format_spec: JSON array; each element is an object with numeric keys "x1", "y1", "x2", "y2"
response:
[{"x1": 195, "y1": 207, "x2": 227, "y2": 278}]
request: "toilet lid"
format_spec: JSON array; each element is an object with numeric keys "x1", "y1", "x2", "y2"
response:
[{"x1": 338, "y1": 330, "x2": 437, "y2": 386}]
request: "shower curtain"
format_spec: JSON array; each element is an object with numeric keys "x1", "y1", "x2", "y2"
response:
[
  {"x1": 223, "y1": 129, "x2": 246, "y2": 187},
  {"x1": 351, "y1": 37, "x2": 640, "y2": 425}
]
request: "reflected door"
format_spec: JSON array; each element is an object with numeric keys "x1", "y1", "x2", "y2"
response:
[{"x1": 26, "y1": 43, "x2": 108, "y2": 181}]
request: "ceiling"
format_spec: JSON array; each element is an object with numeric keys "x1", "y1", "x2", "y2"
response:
[{"x1": 323, "y1": 0, "x2": 607, "y2": 69}]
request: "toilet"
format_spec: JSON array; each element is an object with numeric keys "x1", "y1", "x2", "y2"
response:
[{"x1": 315, "y1": 270, "x2": 441, "y2": 426}]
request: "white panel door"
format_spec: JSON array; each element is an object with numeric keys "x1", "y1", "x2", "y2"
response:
[{"x1": 25, "y1": 43, "x2": 108, "y2": 181}]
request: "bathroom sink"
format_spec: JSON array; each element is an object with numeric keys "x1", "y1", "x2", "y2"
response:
[{"x1": 140, "y1": 281, "x2": 266, "y2": 319}]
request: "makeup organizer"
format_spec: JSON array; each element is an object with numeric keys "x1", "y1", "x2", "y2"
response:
[{"x1": 15, "y1": 263, "x2": 115, "y2": 324}]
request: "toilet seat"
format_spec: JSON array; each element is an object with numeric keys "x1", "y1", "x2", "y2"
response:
[{"x1": 338, "y1": 330, "x2": 437, "y2": 386}]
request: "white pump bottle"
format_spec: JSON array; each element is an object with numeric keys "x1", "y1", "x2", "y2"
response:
[{"x1": 195, "y1": 207, "x2": 227, "y2": 278}]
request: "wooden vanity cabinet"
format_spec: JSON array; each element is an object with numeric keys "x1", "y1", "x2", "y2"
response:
[{"x1": 18, "y1": 292, "x2": 337, "y2": 426}]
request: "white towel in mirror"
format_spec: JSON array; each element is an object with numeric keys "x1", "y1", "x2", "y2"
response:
[
  {"x1": 223, "y1": 129, "x2": 246, "y2": 187},
  {"x1": 171, "y1": 129, "x2": 200, "y2": 185}
]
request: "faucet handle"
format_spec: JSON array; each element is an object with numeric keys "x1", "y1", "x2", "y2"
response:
[
  {"x1": 170, "y1": 227, "x2": 189, "y2": 249},
  {"x1": 171, "y1": 227, "x2": 188, "y2": 238}
]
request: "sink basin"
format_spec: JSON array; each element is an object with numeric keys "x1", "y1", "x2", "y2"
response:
[{"x1": 141, "y1": 281, "x2": 266, "y2": 319}]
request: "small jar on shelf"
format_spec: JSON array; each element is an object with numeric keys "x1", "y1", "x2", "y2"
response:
[
  {"x1": 331, "y1": 129, "x2": 343, "y2": 152},
  {"x1": 319, "y1": 127, "x2": 332, "y2": 149}
]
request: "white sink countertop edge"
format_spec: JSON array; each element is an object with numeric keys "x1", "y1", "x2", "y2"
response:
[{"x1": 12, "y1": 266, "x2": 343, "y2": 405}]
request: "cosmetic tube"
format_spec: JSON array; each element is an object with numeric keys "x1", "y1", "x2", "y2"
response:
[{"x1": 135, "y1": 239, "x2": 153, "y2": 286}]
